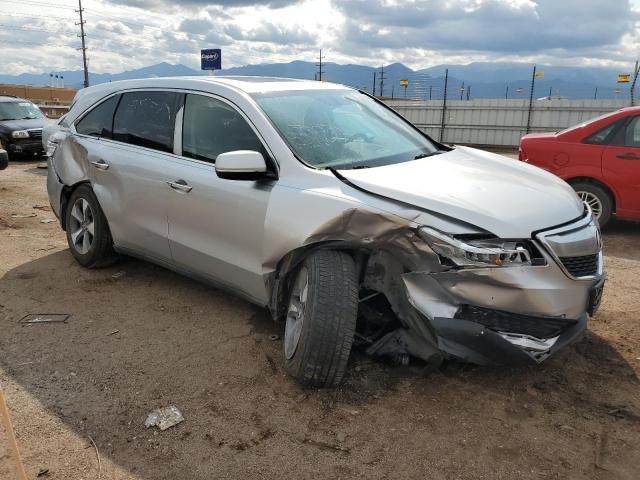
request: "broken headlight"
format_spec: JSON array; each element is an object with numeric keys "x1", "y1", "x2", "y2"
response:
[{"x1": 419, "y1": 227, "x2": 532, "y2": 268}]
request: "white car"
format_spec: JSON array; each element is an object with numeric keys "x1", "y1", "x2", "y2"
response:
[{"x1": 44, "y1": 76, "x2": 605, "y2": 387}]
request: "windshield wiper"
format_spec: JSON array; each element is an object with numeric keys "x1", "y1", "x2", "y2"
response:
[{"x1": 414, "y1": 150, "x2": 445, "y2": 160}]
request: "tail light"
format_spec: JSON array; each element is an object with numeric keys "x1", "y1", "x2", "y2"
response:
[{"x1": 518, "y1": 146, "x2": 527, "y2": 162}]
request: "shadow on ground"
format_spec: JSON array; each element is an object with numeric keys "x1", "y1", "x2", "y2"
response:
[{"x1": 1, "y1": 249, "x2": 639, "y2": 479}]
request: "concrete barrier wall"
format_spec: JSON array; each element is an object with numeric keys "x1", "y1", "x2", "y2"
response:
[{"x1": 384, "y1": 98, "x2": 628, "y2": 147}]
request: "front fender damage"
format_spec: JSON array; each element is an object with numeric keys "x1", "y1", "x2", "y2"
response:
[{"x1": 266, "y1": 207, "x2": 460, "y2": 367}]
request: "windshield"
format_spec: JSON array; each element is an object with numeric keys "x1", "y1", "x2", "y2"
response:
[
  {"x1": 0, "y1": 101, "x2": 44, "y2": 121},
  {"x1": 253, "y1": 89, "x2": 438, "y2": 169}
]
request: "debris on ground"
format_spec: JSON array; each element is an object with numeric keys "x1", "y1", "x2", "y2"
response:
[
  {"x1": 302, "y1": 437, "x2": 350, "y2": 454},
  {"x1": 20, "y1": 314, "x2": 70, "y2": 324},
  {"x1": 111, "y1": 271, "x2": 127, "y2": 279},
  {"x1": 40, "y1": 219, "x2": 56, "y2": 224},
  {"x1": 32, "y1": 205, "x2": 50, "y2": 211},
  {"x1": 11, "y1": 213, "x2": 37, "y2": 218},
  {"x1": 107, "y1": 329, "x2": 119, "y2": 336},
  {"x1": 269, "y1": 334, "x2": 280, "y2": 341},
  {"x1": 37, "y1": 467, "x2": 50, "y2": 477},
  {"x1": 36, "y1": 162, "x2": 48, "y2": 169},
  {"x1": 145, "y1": 406, "x2": 185, "y2": 431}
]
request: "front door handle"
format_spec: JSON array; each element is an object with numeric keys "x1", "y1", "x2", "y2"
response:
[
  {"x1": 166, "y1": 179, "x2": 193, "y2": 193},
  {"x1": 90, "y1": 159, "x2": 109, "y2": 170},
  {"x1": 615, "y1": 152, "x2": 640, "y2": 160}
]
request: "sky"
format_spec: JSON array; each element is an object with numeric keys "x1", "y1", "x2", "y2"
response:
[{"x1": 2, "y1": 0, "x2": 640, "y2": 75}]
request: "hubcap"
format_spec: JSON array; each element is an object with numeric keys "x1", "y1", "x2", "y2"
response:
[
  {"x1": 577, "y1": 191, "x2": 603, "y2": 219},
  {"x1": 284, "y1": 266, "x2": 309, "y2": 360},
  {"x1": 69, "y1": 197, "x2": 95, "y2": 255}
]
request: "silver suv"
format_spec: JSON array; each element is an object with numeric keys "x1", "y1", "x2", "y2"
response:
[{"x1": 45, "y1": 77, "x2": 605, "y2": 387}]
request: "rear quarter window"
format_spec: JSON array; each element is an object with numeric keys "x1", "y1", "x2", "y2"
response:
[{"x1": 75, "y1": 95, "x2": 120, "y2": 138}]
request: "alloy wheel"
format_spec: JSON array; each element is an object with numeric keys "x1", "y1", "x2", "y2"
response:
[
  {"x1": 68, "y1": 197, "x2": 95, "y2": 255},
  {"x1": 284, "y1": 266, "x2": 309, "y2": 360},
  {"x1": 577, "y1": 190, "x2": 603, "y2": 219}
]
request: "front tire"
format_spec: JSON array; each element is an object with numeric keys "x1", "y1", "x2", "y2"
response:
[
  {"x1": 571, "y1": 181, "x2": 613, "y2": 227},
  {"x1": 65, "y1": 184, "x2": 118, "y2": 268},
  {"x1": 284, "y1": 250, "x2": 358, "y2": 387}
]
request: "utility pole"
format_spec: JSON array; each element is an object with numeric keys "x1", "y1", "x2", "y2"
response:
[
  {"x1": 505, "y1": 85, "x2": 509, "y2": 99},
  {"x1": 315, "y1": 49, "x2": 325, "y2": 82},
  {"x1": 372, "y1": 71, "x2": 376, "y2": 96},
  {"x1": 466, "y1": 85, "x2": 471, "y2": 101},
  {"x1": 429, "y1": 85, "x2": 432, "y2": 100},
  {"x1": 594, "y1": 87, "x2": 598, "y2": 100},
  {"x1": 379, "y1": 65, "x2": 386, "y2": 98},
  {"x1": 76, "y1": 0, "x2": 89, "y2": 88},
  {"x1": 548, "y1": 86, "x2": 552, "y2": 98}
]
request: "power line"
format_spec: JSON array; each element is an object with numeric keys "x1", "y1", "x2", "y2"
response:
[{"x1": 5, "y1": 0, "x2": 77, "y2": 9}]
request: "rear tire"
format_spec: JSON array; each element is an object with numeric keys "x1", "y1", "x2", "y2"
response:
[
  {"x1": 284, "y1": 250, "x2": 358, "y2": 388},
  {"x1": 65, "y1": 184, "x2": 118, "y2": 268},
  {"x1": 571, "y1": 181, "x2": 613, "y2": 228}
]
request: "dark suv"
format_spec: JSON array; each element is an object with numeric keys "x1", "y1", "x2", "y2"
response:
[{"x1": 0, "y1": 96, "x2": 49, "y2": 160}]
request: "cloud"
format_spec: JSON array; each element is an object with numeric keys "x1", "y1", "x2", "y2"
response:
[
  {"x1": 106, "y1": 0, "x2": 300, "y2": 10},
  {"x1": 333, "y1": 0, "x2": 636, "y2": 55},
  {"x1": 1, "y1": 0, "x2": 639, "y2": 76}
]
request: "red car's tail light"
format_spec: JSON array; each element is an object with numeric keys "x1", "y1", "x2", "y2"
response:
[{"x1": 518, "y1": 147, "x2": 527, "y2": 161}]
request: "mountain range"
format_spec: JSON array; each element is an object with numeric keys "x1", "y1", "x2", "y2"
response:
[{"x1": 0, "y1": 61, "x2": 633, "y2": 100}]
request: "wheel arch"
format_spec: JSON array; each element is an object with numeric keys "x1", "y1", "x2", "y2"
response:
[
  {"x1": 566, "y1": 176, "x2": 617, "y2": 213},
  {"x1": 268, "y1": 241, "x2": 370, "y2": 321}
]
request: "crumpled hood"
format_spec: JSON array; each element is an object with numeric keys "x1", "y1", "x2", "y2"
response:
[{"x1": 336, "y1": 146, "x2": 584, "y2": 238}]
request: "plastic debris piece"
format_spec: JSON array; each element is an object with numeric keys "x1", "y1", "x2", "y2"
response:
[
  {"x1": 40, "y1": 219, "x2": 56, "y2": 224},
  {"x1": 269, "y1": 334, "x2": 280, "y2": 341},
  {"x1": 145, "y1": 406, "x2": 184, "y2": 431},
  {"x1": 11, "y1": 213, "x2": 37, "y2": 218}
]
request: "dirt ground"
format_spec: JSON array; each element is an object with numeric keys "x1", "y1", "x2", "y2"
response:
[{"x1": 1, "y1": 159, "x2": 639, "y2": 480}]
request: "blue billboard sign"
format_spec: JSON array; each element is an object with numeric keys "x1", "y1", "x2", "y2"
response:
[{"x1": 201, "y1": 49, "x2": 221, "y2": 70}]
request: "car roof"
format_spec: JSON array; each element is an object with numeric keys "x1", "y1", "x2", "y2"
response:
[
  {"x1": 77, "y1": 75, "x2": 351, "y2": 98},
  {"x1": 0, "y1": 95, "x2": 26, "y2": 103}
]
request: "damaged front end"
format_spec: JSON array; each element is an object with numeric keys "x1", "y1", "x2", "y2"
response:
[{"x1": 270, "y1": 203, "x2": 605, "y2": 369}]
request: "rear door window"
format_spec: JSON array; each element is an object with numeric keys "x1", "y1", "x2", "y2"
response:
[
  {"x1": 75, "y1": 95, "x2": 120, "y2": 138},
  {"x1": 182, "y1": 94, "x2": 263, "y2": 163},
  {"x1": 113, "y1": 91, "x2": 183, "y2": 153},
  {"x1": 622, "y1": 116, "x2": 640, "y2": 147}
]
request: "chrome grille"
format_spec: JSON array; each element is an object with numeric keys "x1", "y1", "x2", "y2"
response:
[
  {"x1": 28, "y1": 129, "x2": 42, "y2": 139},
  {"x1": 560, "y1": 254, "x2": 599, "y2": 278}
]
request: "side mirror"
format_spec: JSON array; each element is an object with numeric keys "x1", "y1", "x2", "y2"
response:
[
  {"x1": 215, "y1": 150, "x2": 269, "y2": 180},
  {"x1": 0, "y1": 149, "x2": 8, "y2": 171}
]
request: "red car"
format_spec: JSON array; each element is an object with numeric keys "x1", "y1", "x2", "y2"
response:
[{"x1": 519, "y1": 107, "x2": 640, "y2": 227}]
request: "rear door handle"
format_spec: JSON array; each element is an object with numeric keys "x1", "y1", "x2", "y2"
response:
[
  {"x1": 615, "y1": 153, "x2": 640, "y2": 160},
  {"x1": 90, "y1": 159, "x2": 110, "y2": 170},
  {"x1": 166, "y1": 179, "x2": 193, "y2": 193}
]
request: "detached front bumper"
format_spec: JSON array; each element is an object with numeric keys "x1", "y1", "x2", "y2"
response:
[{"x1": 401, "y1": 213, "x2": 605, "y2": 365}]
